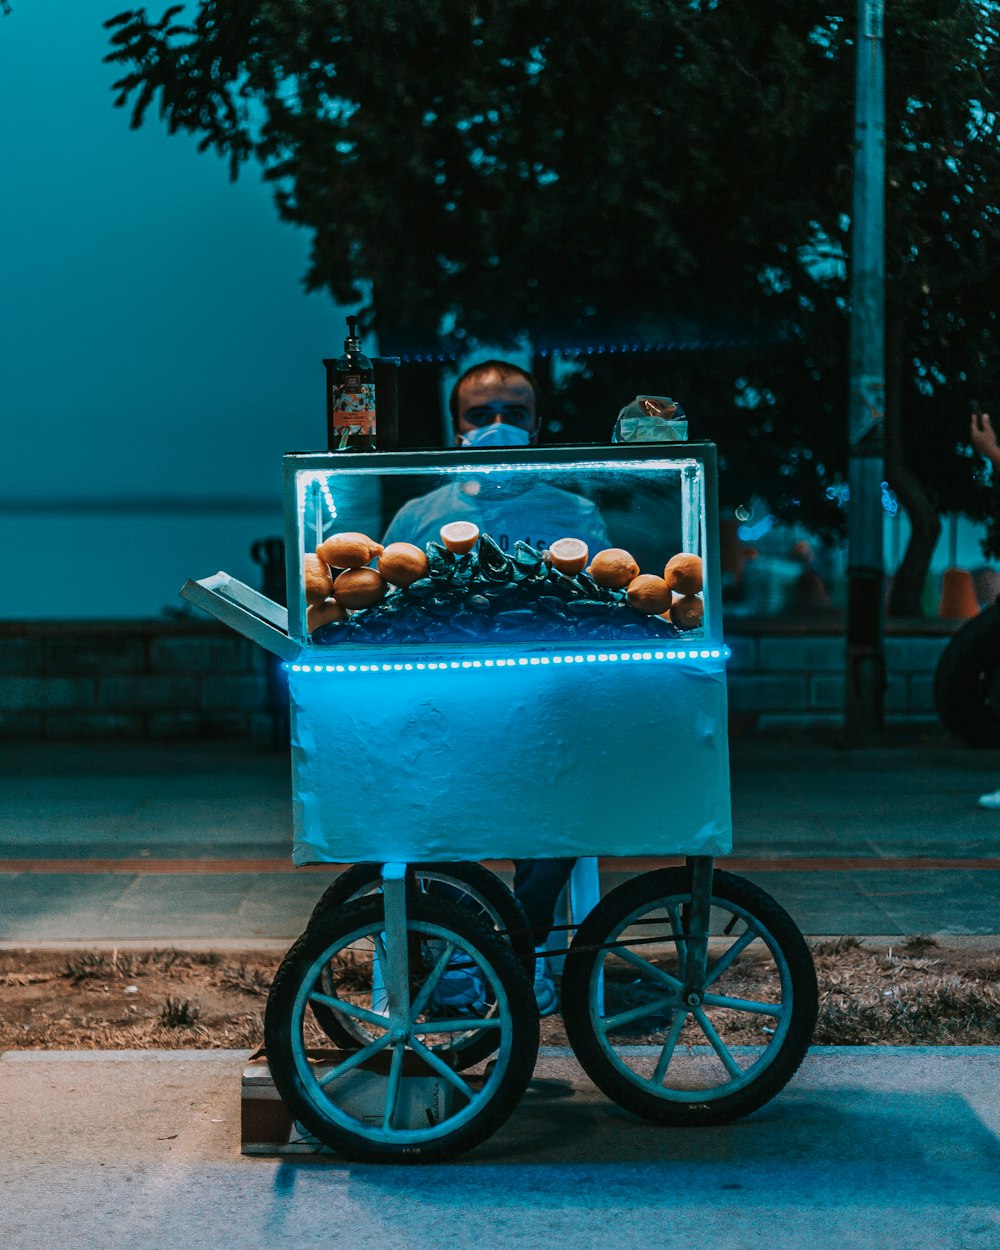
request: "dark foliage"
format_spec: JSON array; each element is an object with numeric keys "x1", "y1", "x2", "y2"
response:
[{"x1": 101, "y1": 1, "x2": 1000, "y2": 595}]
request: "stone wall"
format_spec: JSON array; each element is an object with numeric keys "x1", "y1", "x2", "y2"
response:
[
  {"x1": 725, "y1": 618, "x2": 955, "y2": 733},
  {"x1": 0, "y1": 621, "x2": 279, "y2": 741},
  {"x1": 0, "y1": 617, "x2": 959, "y2": 739}
]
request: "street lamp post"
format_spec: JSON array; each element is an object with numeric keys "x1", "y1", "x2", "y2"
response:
[{"x1": 845, "y1": 0, "x2": 887, "y2": 745}]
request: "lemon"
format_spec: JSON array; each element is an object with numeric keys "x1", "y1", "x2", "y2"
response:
[
  {"x1": 332, "y1": 567, "x2": 388, "y2": 609},
  {"x1": 316, "y1": 531, "x2": 383, "y2": 570},
  {"x1": 626, "y1": 574, "x2": 674, "y2": 615},
  {"x1": 303, "y1": 552, "x2": 335, "y2": 605},
  {"x1": 670, "y1": 594, "x2": 704, "y2": 630},
  {"x1": 588, "y1": 548, "x2": 640, "y2": 589},
  {"x1": 664, "y1": 552, "x2": 703, "y2": 596},
  {"x1": 378, "y1": 542, "x2": 430, "y2": 587},
  {"x1": 307, "y1": 598, "x2": 347, "y2": 632}
]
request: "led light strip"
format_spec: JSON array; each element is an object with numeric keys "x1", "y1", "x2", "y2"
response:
[
  {"x1": 286, "y1": 646, "x2": 730, "y2": 674},
  {"x1": 299, "y1": 472, "x2": 338, "y2": 521}
]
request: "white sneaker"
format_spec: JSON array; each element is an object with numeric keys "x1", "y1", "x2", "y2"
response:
[{"x1": 978, "y1": 789, "x2": 1000, "y2": 809}]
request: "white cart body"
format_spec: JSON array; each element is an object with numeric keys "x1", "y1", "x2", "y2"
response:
[{"x1": 184, "y1": 443, "x2": 732, "y2": 865}]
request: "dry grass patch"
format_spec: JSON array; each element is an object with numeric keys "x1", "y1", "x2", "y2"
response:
[{"x1": 1, "y1": 937, "x2": 999, "y2": 1050}]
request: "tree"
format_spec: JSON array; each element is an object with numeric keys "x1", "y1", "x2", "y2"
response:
[{"x1": 103, "y1": 0, "x2": 999, "y2": 606}]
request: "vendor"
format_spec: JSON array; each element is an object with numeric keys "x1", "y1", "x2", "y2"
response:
[
  {"x1": 383, "y1": 360, "x2": 616, "y2": 1017},
  {"x1": 382, "y1": 359, "x2": 610, "y2": 558}
]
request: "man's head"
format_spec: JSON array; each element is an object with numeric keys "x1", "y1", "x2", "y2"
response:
[{"x1": 449, "y1": 360, "x2": 540, "y2": 447}]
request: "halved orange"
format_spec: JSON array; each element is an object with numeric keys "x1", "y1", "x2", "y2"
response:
[
  {"x1": 547, "y1": 537, "x2": 589, "y2": 576},
  {"x1": 440, "y1": 521, "x2": 480, "y2": 554}
]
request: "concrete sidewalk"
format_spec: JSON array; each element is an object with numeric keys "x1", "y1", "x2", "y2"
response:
[
  {"x1": 1, "y1": 728, "x2": 998, "y2": 942},
  {"x1": 1, "y1": 1046, "x2": 997, "y2": 1249}
]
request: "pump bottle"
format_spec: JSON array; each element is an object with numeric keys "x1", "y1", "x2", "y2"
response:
[{"x1": 326, "y1": 316, "x2": 376, "y2": 451}]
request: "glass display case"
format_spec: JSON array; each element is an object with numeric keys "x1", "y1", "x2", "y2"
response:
[
  {"x1": 184, "y1": 443, "x2": 732, "y2": 864},
  {"x1": 286, "y1": 443, "x2": 721, "y2": 655}
]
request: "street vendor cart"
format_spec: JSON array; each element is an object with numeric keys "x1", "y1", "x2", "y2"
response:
[{"x1": 183, "y1": 441, "x2": 818, "y2": 1162}]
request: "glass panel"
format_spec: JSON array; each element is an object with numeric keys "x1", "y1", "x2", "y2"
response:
[{"x1": 293, "y1": 455, "x2": 709, "y2": 651}]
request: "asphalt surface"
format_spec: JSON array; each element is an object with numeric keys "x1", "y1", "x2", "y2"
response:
[
  {"x1": 1, "y1": 728, "x2": 998, "y2": 1247},
  {"x1": 1, "y1": 1046, "x2": 998, "y2": 1249}
]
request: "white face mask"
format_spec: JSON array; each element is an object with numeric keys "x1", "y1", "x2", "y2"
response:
[{"x1": 460, "y1": 423, "x2": 532, "y2": 447}]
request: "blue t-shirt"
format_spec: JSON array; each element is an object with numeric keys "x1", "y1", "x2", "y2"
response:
[{"x1": 382, "y1": 479, "x2": 611, "y2": 557}]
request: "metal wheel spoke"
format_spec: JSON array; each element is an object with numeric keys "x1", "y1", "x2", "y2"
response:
[
  {"x1": 413, "y1": 1016, "x2": 502, "y2": 1035},
  {"x1": 612, "y1": 945, "x2": 683, "y2": 992},
  {"x1": 691, "y1": 1007, "x2": 743, "y2": 1078},
  {"x1": 316, "y1": 1031, "x2": 394, "y2": 1089},
  {"x1": 666, "y1": 904, "x2": 685, "y2": 979},
  {"x1": 652, "y1": 1008, "x2": 690, "y2": 1085},
  {"x1": 382, "y1": 1043, "x2": 405, "y2": 1130},
  {"x1": 409, "y1": 942, "x2": 454, "y2": 1020},
  {"x1": 307, "y1": 990, "x2": 391, "y2": 1031},
  {"x1": 704, "y1": 925, "x2": 758, "y2": 988},
  {"x1": 408, "y1": 1036, "x2": 478, "y2": 1103},
  {"x1": 701, "y1": 992, "x2": 784, "y2": 1018},
  {"x1": 599, "y1": 993, "x2": 677, "y2": 1034}
]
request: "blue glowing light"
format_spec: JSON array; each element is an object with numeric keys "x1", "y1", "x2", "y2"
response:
[
  {"x1": 736, "y1": 515, "x2": 777, "y2": 542},
  {"x1": 286, "y1": 646, "x2": 730, "y2": 674}
]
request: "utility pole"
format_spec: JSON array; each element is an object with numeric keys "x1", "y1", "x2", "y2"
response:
[{"x1": 845, "y1": 0, "x2": 886, "y2": 745}]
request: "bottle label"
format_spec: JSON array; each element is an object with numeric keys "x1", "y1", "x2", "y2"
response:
[{"x1": 332, "y1": 382, "x2": 376, "y2": 435}]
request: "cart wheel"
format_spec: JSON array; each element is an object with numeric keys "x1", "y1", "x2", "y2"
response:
[
  {"x1": 309, "y1": 861, "x2": 534, "y2": 971},
  {"x1": 561, "y1": 868, "x2": 817, "y2": 1126},
  {"x1": 308, "y1": 862, "x2": 534, "y2": 1070},
  {"x1": 264, "y1": 893, "x2": 539, "y2": 1162}
]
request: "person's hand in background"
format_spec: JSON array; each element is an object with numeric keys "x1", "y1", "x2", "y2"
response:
[{"x1": 970, "y1": 407, "x2": 1000, "y2": 469}]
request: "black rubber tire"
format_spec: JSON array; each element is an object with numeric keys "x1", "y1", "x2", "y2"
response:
[
  {"x1": 307, "y1": 862, "x2": 534, "y2": 1069},
  {"x1": 264, "y1": 894, "x2": 539, "y2": 1163},
  {"x1": 934, "y1": 604, "x2": 1000, "y2": 746},
  {"x1": 561, "y1": 868, "x2": 817, "y2": 1126},
  {"x1": 308, "y1": 861, "x2": 534, "y2": 972}
]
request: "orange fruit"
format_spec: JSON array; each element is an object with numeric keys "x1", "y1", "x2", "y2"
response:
[
  {"x1": 303, "y1": 552, "x2": 335, "y2": 605},
  {"x1": 663, "y1": 552, "x2": 703, "y2": 595},
  {"x1": 670, "y1": 594, "x2": 704, "y2": 630},
  {"x1": 378, "y1": 542, "x2": 429, "y2": 587},
  {"x1": 316, "y1": 531, "x2": 383, "y2": 569},
  {"x1": 440, "y1": 520, "x2": 480, "y2": 554},
  {"x1": 332, "y1": 567, "x2": 388, "y2": 609},
  {"x1": 546, "y1": 537, "x2": 589, "y2": 575},
  {"x1": 588, "y1": 548, "x2": 640, "y2": 589},
  {"x1": 307, "y1": 598, "x2": 348, "y2": 631},
  {"x1": 626, "y1": 574, "x2": 674, "y2": 615}
]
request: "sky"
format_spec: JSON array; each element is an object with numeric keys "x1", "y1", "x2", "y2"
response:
[{"x1": 0, "y1": 0, "x2": 351, "y2": 615}]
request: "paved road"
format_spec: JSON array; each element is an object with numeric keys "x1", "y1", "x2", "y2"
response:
[
  {"x1": 1, "y1": 729, "x2": 998, "y2": 941},
  {"x1": 1, "y1": 1046, "x2": 997, "y2": 1250}
]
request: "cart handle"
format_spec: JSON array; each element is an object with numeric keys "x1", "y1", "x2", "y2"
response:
[{"x1": 180, "y1": 571, "x2": 301, "y2": 662}]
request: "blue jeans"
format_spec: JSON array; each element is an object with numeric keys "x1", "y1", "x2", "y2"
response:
[{"x1": 512, "y1": 857, "x2": 576, "y2": 943}]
